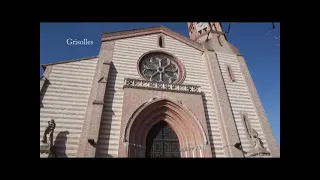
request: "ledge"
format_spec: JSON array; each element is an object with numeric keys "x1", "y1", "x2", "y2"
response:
[
  {"x1": 123, "y1": 78, "x2": 202, "y2": 94},
  {"x1": 92, "y1": 100, "x2": 105, "y2": 105},
  {"x1": 41, "y1": 56, "x2": 98, "y2": 70}
]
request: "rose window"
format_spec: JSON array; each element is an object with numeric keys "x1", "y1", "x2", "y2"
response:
[{"x1": 138, "y1": 52, "x2": 185, "y2": 84}]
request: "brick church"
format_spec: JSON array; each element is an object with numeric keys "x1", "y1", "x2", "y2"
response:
[{"x1": 40, "y1": 22, "x2": 280, "y2": 158}]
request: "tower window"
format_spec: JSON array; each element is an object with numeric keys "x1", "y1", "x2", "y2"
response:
[
  {"x1": 227, "y1": 65, "x2": 236, "y2": 82},
  {"x1": 241, "y1": 113, "x2": 251, "y2": 135},
  {"x1": 217, "y1": 35, "x2": 223, "y2": 46},
  {"x1": 158, "y1": 35, "x2": 165, "y2": 48},
  {"x1": 241, "y1": 112, "x2": 256, "y2": 148}
]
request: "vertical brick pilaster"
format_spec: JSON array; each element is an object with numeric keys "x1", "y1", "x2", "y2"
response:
[
  {"x1": 237, "y1": 55, "x2": 280, "y2": 157},
  {"x1": 204, "y1": 49, "x2": 244, "y2": 157},
  {"x1": 43, "y1": 66, "x2": 53, "y2": 79},
  {"x1": 40, "y1": 66, "x2": 53, "y2": 156},
  {"x1": 40, "y1": 66, "x2": 53, "y2": 91},
  {"x1": 40, "y1": 77, "x2": 46, "y2": 92},
  {"x1": 77, "y1": 41, "x2": 115, "y2": 157},
  {"x1": 85, "y1": 60, "x2": 112, "y2": 156}
]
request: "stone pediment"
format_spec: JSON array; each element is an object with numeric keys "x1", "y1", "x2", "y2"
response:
[{"x1": 101, "y1": 26, "x2": 203, "y2": 51}]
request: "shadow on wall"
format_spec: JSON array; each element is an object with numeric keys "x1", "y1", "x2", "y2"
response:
[
  {"x1": 49, "y1": 131, "x2": 69, "y2": 158},
  {"x1": 201, "y1": 93, "x2": 216, "y2": 157},
  {"x1": 96, "y1": 62, "x2": 118, "y2": 158}
]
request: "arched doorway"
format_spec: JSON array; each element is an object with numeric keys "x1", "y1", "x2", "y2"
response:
[
  {"x1": 120, "y1": 97, "x2": 212, "y2": 158},
  {"x1": 146, "y1": 121, "x2": 180, "y2": 158}
]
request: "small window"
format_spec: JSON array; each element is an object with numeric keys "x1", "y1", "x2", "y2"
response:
[
  {"x1": 227, "y1": 65, "x2": 236, "y2": 82},
  {"x1": 198, "y1": 30, "x2": 202, "y2": 34},
  {"x1": 242, "y1": 113, "x2": 251, "y2": 135},
  {"x1": 217, "y1": 35, "x2": 223, "y2": 46},
  {"x1": 203, "y1": 27, "x2": 207, "y2": 32},
  {"x1": 158, "y1": 35, "x2": 165, "y2": 48}
]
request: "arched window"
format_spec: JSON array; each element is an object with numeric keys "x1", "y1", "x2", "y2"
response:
[
  {"x1": 241, "y1": 113, "x2": 251, "y2": 135},
  {"x1": 227, "y1": 65, "x2": 236, "y2": 82},
  {"x1": 158, "y1": 35, "x2": 165, "y2": 48}
]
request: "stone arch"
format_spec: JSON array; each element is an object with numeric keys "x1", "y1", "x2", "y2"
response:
[{"x1": 123, "y1": 97, "x2": 211, "y2": 157}]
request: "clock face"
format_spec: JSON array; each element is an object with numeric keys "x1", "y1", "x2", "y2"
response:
[{"x1": 196, "y1": 22, "x2": 208, "y2": 31}]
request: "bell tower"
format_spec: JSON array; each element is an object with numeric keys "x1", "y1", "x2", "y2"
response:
[
  {"x1": 186, "y1": 22, "x2": 280, "y2": 157},
  {"x1": 188, "y1": 22, "x2": 236, "y2": 54},
  {"x1": 187, "y1": 22, "x2": 225, "y2": 44}
]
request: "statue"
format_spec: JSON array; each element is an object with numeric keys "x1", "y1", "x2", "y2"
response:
[
  {"x1": 248, "y1": 128, "x2": 270, "y2": 157},
  {"x1": 40, "y1": 119, "x2": 56, "y2": 154},
  {"x1": 249, "y1": 128, "x2": 264, "y2": 149}
]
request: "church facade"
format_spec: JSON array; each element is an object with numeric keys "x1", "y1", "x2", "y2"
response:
[{"x1": 40, "y1": 23, "x2": 280, "y2": 158}]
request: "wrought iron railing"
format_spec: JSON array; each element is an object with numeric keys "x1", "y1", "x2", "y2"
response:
[{"x1": 124, "y1": 78, "x2": 201, "y2": 94}]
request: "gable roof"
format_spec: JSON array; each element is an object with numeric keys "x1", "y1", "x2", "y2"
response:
[
  {"x1": 41, "y1": 56, "x2": 98, "y2": 70},
  {"x1": 101, "y1": 26, "x2": 203, "y2": 51},
  {"x1": 41, "y1": 26, "x2": 203, "y2": 70}
]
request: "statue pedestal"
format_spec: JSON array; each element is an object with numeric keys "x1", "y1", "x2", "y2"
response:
[
  {"x1": 40, "y1": 143, "x2": 50, "y2": 157},
  {"x1": 40, "y1": 153, "x2": 50, "y2": 158},
  {"x1": 248, "y1": 147, "x2": 270, "y2": 157}
]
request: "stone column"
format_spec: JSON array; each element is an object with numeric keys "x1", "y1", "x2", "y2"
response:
[
  {"x1": 180, "y1": 146, "x2": 188, "y2": 157},
  {"x1": 185, "y1": 149, "x2": 189, "y2": 158},
  {"x1": 199, "y1": 147, "x2": 205, "y2": 158},
  {"x1": 132, "y1": 144, "x2": 137, "y2": 157},
  {"x1": 136, "y1": 145, "x2": 145, "y2": 158},
  {"x1": 124, "y1": 142, "x2": 129, "y2": 158},
  {"x1": 190, "y1": 147, "x2": 196, "y2": 158},
  {"x1": 197, "y1": 145, "x2": 206, "y2": 158}
]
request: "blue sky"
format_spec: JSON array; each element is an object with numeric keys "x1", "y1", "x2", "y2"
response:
[{"x1": 40, "y1": 22, "x2": 280, "y2": 146}]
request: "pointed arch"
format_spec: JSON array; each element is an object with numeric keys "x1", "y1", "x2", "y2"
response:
[{"x1": 123, "y1": 97, "x2": 211, "y2": 157}]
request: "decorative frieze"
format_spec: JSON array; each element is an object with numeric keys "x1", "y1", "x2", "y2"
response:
[
  {"x1": 125, "y1": 143, "x2": 208, "y2": 152},
  {"x1": 124, "y1": 78, "x2": 201, "y2": 94},
  {"x1": 126, "y1": 142, "x2": 146, "y2": 148},
  {"x1": 180, "y1": 144, "x2": 208, "y2": 152}
]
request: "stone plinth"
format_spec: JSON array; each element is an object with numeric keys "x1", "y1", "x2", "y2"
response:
[
  {"x1": 248, "y1": 148, "x2": 270, "y2": 157},
  {"x1": 40, "y1": 143, "x2": 50, "y2": 158}
]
